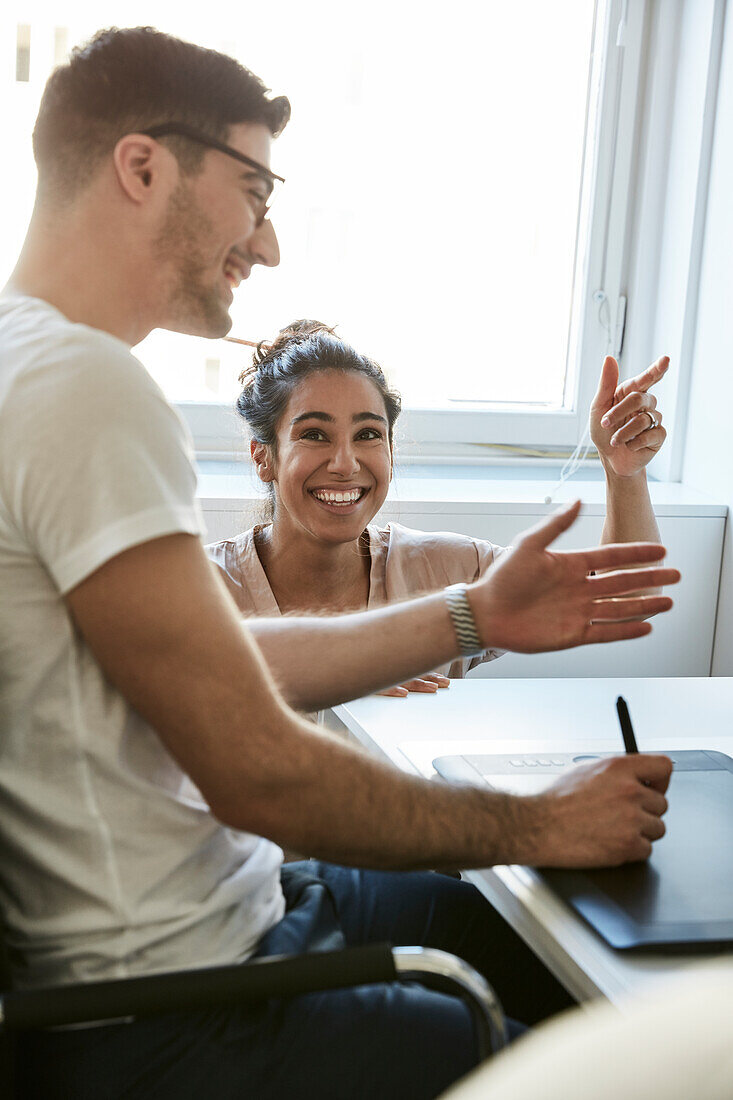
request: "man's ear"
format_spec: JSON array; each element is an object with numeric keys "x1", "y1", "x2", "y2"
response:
[
  {"x1": 112, "y1": 134, "x2": 173, "y2": 204},
  {"x1": 251, "y1": 441, "x2": 275, "y2": 483}
]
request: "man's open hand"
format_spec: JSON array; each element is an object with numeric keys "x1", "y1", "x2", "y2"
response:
[{"x1": 470, "y1": 500, "x2": 680, "y2": 654}]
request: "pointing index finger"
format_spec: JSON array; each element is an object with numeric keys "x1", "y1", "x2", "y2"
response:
[{"x1": 614, "y1": 356, "x2": 669, "y2": 401}]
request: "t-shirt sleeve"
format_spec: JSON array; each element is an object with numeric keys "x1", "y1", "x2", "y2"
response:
[
  {"x1": 0, "y1": 331, "x2": 205, "y2": 594},
  {"x1": 204, "y1": 539, "x2": 248, "y2": 609}
]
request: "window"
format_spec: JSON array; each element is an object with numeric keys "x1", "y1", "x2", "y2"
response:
[{"x1": 1, "y1": 1, "x2": 645, "y2": 455}]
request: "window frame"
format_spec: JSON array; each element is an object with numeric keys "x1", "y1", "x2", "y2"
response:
[{"x1": 177, "y1": 0, "x2": 650, "y2": 459}]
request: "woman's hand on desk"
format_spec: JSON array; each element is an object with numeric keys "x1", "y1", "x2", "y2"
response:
[
  {"x1": 468, "y1": 501, "x2": 680, "y2": 653},
  {"x1": 524, "y1": 754, "x2": 673, "y2": 867},
  {"x1": 377, "y1": 673, "x2": 450, "y2": 698}
]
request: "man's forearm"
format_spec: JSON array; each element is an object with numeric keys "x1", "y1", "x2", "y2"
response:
[
  {"x1": 212, "y1": 704, "x2": 540, "y2": 870},
  {"x1": 65, "y1": 529, "x2": 673, "y2": 873},
  {"x1": 246, "y1": 591, "x2": 460, "y2": 711},
  {"x1": 247, "y1": 501, "x2": 676, "y2": 708},
  {"x1": 208, "y1": 701, "x2": 669, "y2": 873}
]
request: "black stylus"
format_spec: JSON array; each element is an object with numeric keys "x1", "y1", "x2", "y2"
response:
[{"x1": 616, "y1": 695, "x2": 639, "y2": 754}]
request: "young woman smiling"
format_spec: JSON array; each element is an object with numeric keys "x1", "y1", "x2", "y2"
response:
[{"x1": 207, "y1": 320, "x2": 668, "y2": 694}]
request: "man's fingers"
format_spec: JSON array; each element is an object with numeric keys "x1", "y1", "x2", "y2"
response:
[
  {"x1": 583, "y1": 621, "x2": 653, "y2": 645},
  {"x1": 630, "y1": 752, "x2": 673, "y2": 793},
  {"x1": 521, "y1": 500, "x2": 581, "y2": 550},
  {"x1": 640, "y1": 813, "x2": 666, "y2": 842},
  {"x1": 629, "y1": 836, "x2": 654, "y2": 861},
  {"x1": 590, "y1": 595, "x2": 674, "y2": 619},
  {"x1": 588, "y1": 566, "x2": 680, "y2": 596},
  {"x1": 640, "y1": 788, "x2": 668, "y2": 816},
  {"x1": 576, "y1": 541, "x2": 671, "y2": 573}
]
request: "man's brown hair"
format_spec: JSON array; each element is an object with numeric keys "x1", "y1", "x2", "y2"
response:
[{"x1": 33, "y1": 26, "x2": 291, "y2": 201}]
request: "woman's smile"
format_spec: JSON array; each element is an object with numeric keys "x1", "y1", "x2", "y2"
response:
[{"x1": 308, "y1": 486, "x2": 370, "y2": 514}]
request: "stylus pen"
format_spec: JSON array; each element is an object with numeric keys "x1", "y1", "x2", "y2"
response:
[{"x1": 616, "y1": 695, "x2": 639, "y2": 754}]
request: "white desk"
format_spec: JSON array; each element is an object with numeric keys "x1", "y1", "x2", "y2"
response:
[{"x1": 330, "y1": 677, "x2": 733, "y2": 1006}]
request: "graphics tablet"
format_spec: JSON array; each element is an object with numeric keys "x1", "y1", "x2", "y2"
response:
[{"x1": 433, "y1": 750, "x2": 733, "y2": 950}]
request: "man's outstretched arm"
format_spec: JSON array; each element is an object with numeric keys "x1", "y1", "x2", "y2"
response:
[
  {"x1": 65, "y1": 520, "x2": 673, "y2": 871},
  {"x1": 244, "y1": 501, "x2": 679, "y2": 710}
]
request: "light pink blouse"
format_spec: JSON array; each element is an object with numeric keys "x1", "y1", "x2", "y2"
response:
[{"x1": 206, "y1": 522, "x2": 505, "y2": 678}]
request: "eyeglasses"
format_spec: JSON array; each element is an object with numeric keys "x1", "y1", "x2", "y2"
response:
[{"x1": 142, "y1": 122, "x2": 285, "y2": 226}]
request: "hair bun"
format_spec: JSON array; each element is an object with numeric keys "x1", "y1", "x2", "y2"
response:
[{"x1": 252, "y1": 319, "x2": 336, "y2": 369}]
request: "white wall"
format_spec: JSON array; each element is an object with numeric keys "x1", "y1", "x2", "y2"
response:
[
  {"x1": 200, "y1": 470, "x2": 725, "y2": 679},
  {"x1": 681, "y1": 1, "x2": 733, "y2": 674}
]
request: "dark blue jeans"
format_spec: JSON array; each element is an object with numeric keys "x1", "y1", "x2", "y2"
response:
[{"x1": 16, "y1": 863, "x2": 572, "y2": 1099}]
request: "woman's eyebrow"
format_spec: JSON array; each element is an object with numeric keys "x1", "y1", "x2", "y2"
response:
[
  {"x1": 290, "y1": 411, "x2": 387, "y2": 425},
  {"x1": 291, "y1": 411, "x2": 333, "y2": 425}
]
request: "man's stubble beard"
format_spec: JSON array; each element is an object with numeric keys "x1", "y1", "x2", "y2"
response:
[{"x1": 154, "y1": 180, "x2": 233, "y2": 339}]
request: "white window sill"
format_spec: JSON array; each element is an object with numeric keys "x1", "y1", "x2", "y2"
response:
[{"x1": 196, "y1": 460, "x2": 726, "y2": 519}]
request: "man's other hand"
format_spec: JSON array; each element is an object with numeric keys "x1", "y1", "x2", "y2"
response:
[{"x1": 525, "y1": 753, "x2": 673, "y2": 868}]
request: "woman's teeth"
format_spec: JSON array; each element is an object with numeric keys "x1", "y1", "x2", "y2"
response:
[{"x1": 312, "y1": 489, "x2": 365, "y2": 506}]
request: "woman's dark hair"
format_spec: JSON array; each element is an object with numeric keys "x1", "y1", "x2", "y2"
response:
[
  {"x1": 33, "y1": 26, "x2": 290, "y2": 201},
  {"x1": 236, "y1": 320, "x2": 402, "y2": 458}
]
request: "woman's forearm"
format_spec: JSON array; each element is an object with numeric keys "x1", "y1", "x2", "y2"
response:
[
  {"x1": 601, "y1": 469, "x2": 661, "y2": 546},
  {"x1": 601, "y1": 470, "x2": 662, "y2": 601}
]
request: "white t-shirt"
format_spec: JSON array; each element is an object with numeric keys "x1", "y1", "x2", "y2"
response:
[{"x1": 0, "y1": 292, "x2": 285, "y2": 990}]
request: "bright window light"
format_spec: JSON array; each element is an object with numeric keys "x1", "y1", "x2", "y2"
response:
[{"x1": 2, "y1": 1, "x2": 597, "y2": 414}]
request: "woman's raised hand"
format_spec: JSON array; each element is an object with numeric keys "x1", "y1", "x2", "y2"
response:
[{"x1": 591, "y1": 355, "x2": 668, "y2": 478}]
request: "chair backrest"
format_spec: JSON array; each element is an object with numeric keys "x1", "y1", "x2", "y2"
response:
[
  {"x1": 0, "y1": 920, "x2": 17, "y2": 1097},
  {"x1": 0, "y1": 924, "x2": 13, "y2": 993}
]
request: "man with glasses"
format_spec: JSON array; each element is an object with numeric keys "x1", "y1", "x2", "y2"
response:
[{"x1": 0, "y1": 25, "x2": 676, "y2": 1099}]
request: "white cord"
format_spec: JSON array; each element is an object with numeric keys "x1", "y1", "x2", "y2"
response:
[
  {"x1": 616, "y1": 0, "x2": 629, "y2": 47},
  {"x1": 543, "y1": 290, "x2": 613, "y2": 504}
]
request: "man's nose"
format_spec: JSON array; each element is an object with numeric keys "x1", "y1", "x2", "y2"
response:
[{"x1": 246, "y1": 218, "x2": 280, "y2": 269}]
